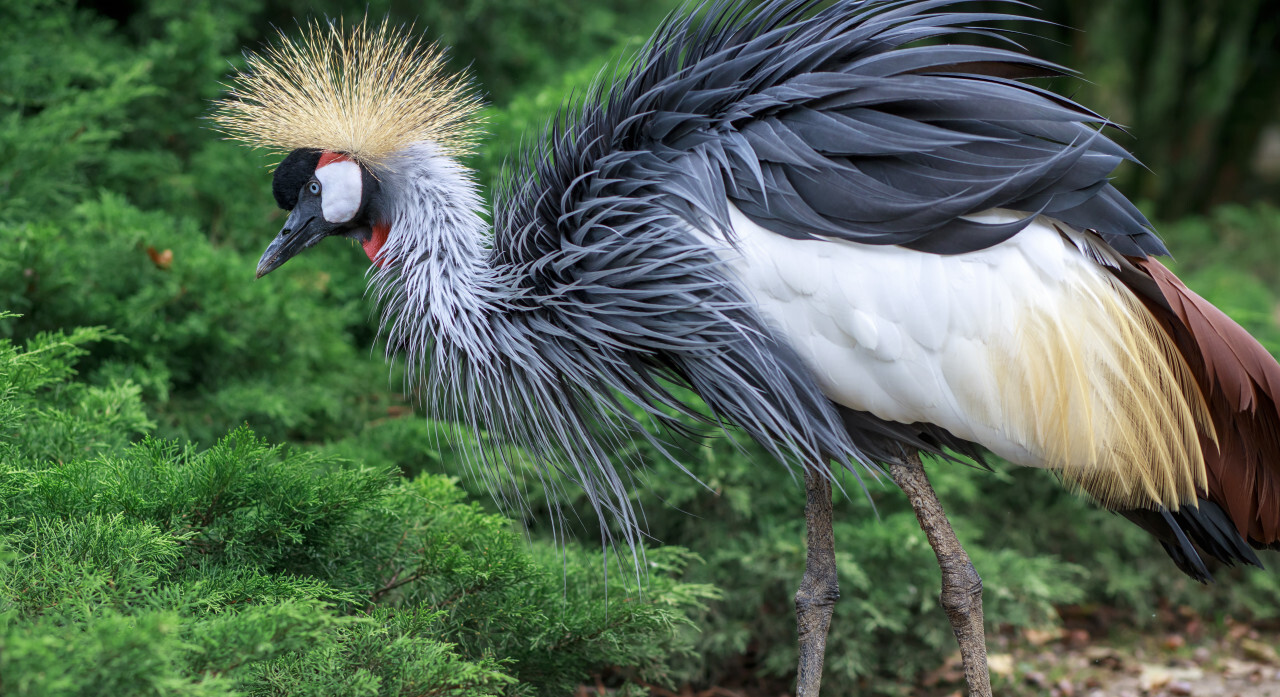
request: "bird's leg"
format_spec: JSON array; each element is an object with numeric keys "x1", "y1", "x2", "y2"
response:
[
  {"x1": 889, "y1": 452, "x2": 991, "y2": 697},
  {"x1": 795, "y1": 466, "x2": 838, "y2": 697}
]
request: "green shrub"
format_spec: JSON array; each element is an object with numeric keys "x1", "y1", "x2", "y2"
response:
[{"x1": 0, "y1": 319, "x2": 714, "y2": 695}]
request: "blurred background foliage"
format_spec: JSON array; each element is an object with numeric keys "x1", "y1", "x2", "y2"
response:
[{"x1": 1, "y1": 0, "x2": 1279, "y2": 694}]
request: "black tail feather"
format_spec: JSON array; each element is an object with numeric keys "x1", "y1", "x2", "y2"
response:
[{"x1": 1120, "y1": 498, "x2": 1264, "y2": 583}]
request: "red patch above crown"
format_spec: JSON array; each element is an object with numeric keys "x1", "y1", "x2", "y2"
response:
[{"x1": 317, "y1": 151, "x2": 352, "y2": 168}]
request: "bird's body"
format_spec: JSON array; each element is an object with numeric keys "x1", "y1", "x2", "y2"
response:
[{"x1": 216, "y1": 1, "x2": 1280, "y2": 693}]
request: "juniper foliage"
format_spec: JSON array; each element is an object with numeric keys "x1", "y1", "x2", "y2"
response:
[{"x1": 0, "y1": 320, "x2": 714, "y2": 695}]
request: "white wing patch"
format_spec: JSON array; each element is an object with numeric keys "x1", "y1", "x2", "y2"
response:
[
  {"x1": 703, "y1": 205, "x2": 1212, "y2": 510},
  {"x1": 316, "y1": 159, "x2": 363, "y2": 223}
]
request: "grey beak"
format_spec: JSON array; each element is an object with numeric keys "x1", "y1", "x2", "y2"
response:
[{"x1": 256, "y1": 202, "x2": 335, "y2": 278}]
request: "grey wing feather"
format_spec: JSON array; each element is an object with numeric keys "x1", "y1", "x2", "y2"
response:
[{"x1": 603, "y1": 0, "x2": 1162, "y2": 256}]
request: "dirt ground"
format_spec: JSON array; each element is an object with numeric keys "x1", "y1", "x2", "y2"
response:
[
  {"x1": 615, "y1": 617, "x2": 1280, "y2": 697},
  {"x1": 925, "y1": 619, "x2": 1280, "y2": 697}
]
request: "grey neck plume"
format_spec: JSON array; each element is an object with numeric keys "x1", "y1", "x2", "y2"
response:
[
  {"x1": 369, "y1": 142, "x2": 511, "y2": 391},
  {"x1": 368, "y1": 141, "x2": 606, "y2": 537}
]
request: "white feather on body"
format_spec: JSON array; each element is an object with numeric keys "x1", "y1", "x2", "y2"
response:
[{"x1": 701, "y1": 205, "x2": 1213, "y2": 510}]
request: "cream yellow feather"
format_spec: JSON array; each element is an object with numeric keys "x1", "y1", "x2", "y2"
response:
[
  {"x1": 211, "y1": 17, "x2": 483, "y2": 169},
  {"x1": 998, "y1": 267, "x2": 1215, "y2": 511}
]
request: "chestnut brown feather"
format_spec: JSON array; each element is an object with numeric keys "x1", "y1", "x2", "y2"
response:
[{"x1": 1133, "y1": 257, "x2": 1280, "y2": 547}]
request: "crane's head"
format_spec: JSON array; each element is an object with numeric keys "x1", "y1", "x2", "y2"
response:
[
  {"x1": 211, "y1": 18, "x2": 483, "y2": 277},
  {"x1": 255, "y1": 148, "x2": 384, "y2": 277}
]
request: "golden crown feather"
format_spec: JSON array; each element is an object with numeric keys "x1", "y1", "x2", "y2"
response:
[{"x1": 212, "y1": 17, "x2": 484, "y2": 169}]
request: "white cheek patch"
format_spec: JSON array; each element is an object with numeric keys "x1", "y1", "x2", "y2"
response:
[{"x1": 315, "y1": 160, "x2": 363, "y2": 223}]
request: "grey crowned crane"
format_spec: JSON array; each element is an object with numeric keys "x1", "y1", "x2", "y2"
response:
[{"x1": 214, "y1": 1, "x2": 1280, "y2": 695}]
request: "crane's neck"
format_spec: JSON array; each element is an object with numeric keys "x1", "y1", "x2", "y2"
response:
[{"x1": 370, "y1": 142, "x2": 512, "y2": 377}]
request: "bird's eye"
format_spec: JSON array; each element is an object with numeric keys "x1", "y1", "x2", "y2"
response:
[{"x1": 308, "y1": 180, "x2": 321, "y2": 195}]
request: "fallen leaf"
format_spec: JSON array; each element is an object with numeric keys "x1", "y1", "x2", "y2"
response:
[
  {"x1": 1084, "y1": 647, "x2": 1116, "y2": 660},
  {"x1": 988, "y1": 653, "x2": 1015, "y2": 678},
  {"x1": 1024, "y1": 627, "x2": 1064, "y2": 646},
  {"x1": 1067, "y1": 629, "x2": 1092, "y2": 648},
  {"x1": 147, "y1": 246, "x2": 173, "y2": 270},
  {"x1": 1083, "y1": 646, "x2": 1126, "y2": 671},
  {"x1": 1138, "y1": 665, "x2": 1202, "y2": 693},
  {"x1": 1241, "y1": 638, "x2": 1280, "y2": 665},
  {"x1": 1221, "y1": 657, "x2": 1263, "y2": 679}
]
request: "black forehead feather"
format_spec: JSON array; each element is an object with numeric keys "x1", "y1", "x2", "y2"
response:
[{"x1": 272, "y1": 148, "x2": 322, "y2": 210}]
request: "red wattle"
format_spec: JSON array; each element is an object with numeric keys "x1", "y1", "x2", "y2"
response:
[{"x1": 363, "y1": 222, "x2": 390, "y2": 266}]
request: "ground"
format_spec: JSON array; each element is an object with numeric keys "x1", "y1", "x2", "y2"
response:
[
  {"x1": 602, "y1": 615, "x2": 1280, "y2": 697},
  {"x1": 929, "y1": 612, "x2": 1280, "y2": 697}
]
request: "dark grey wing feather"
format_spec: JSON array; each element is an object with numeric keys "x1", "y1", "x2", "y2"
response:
[{"x1": 600, "y1": 0, "x2": 1164, "y2": 257}]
